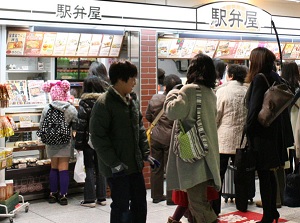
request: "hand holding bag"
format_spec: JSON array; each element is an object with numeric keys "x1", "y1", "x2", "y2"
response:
[
  {"x1": 73, "y1": 151, "x2": 86, "y2": 183},
  {"x1": 176, "y1": 87, "x2": 208, "y2": 163},
  {"x1": 257, "y1": 73, "x2": 294, "y2": 127},
  {"x1": 234, "y1": 132, "x2": 256, "y2": 172}
]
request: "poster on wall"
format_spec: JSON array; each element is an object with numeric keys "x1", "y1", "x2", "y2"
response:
[
  {"x1": 168, "y1": 38, "x2": 184, "y2": 58},
  {"x1": 52, "y1": 33, "x2": 69, "y2": 56},
  {"x1": 40, "y1": 33, "x2": 57, "y2": 55},
  {"x1": 27, "y1": 80, "x2": 46, "y2": 104},
  {"x1": 5, "y1": 80, "x2": 28, "y2": 105},
  {"x1": 290, "y1": 44, "x2": 300, "y2": 59},
  {"x1": 109, "y1": 35, "x2": 124, "y2": 57},
  {"x1": 6, "y1": 31, "x2": 27, "y2": 55},
  {"x1": 76, "y1": 34, "x2": 92, "y2": 56},
  {"x1": 23, "y1": 32, "x2": 44, "y2": 56},
  {"x1": 64, "y1": 33, "x2": 80, "y2": 56},
  {"x1": 88, "y1": 34, "x2": 103, "y2": 56},
  {"x1": 99, "y1": 35, "x2": 114, "y2": 57}
]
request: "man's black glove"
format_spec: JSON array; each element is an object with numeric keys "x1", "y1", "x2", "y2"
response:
[
  {"x1": 111, "y1": 163, "x2": 128, "y2": 178},
  {"x1": 146, "y1": 155, "x2": 160, "y2": 169}
]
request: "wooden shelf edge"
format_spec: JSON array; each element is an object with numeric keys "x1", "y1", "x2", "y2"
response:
[{"x1": 12, "y1": 145, "x2": 45, "y2": 152}]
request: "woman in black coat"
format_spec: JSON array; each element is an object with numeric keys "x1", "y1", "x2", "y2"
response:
[
  {"x1": 75, "y1": 75, "x2": 109, "y2": 207},
  {"x1": 245, "y1": 47, "x2": 293, "y2": 223}
]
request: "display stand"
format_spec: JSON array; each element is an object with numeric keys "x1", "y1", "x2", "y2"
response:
[{"x1": 0, "y1": 107, "x2": 29, "y2": 222}]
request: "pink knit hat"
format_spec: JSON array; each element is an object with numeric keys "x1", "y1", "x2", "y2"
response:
[{"x1": 42, "y1": 80, "x2": 70, "y2": 102}]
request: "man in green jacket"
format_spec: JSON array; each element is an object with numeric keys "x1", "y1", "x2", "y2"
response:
[{"x1": 90, "y1": 60, "x2": 159, "y2": 223}]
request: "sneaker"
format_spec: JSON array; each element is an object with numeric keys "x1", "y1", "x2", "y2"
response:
[
  {"x1": 48, "y1": 192, "x2": 58, "y2": 204},
  {"x1": 97, "y1": 199, "x2": 107, "y2": 206},
  {"x1": 58, "y1": 194, "x2": 68, "y2": 205},
  {"x1": 80, "y1": 201, "x2": 96, "y2": 208}
]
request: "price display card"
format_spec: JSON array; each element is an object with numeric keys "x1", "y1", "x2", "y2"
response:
[
  {"x1": 53, "y1": 33, "x2": 69, "y2": 56},
  {"x1": 6, "y1": 31, "x2": 27, "y2": 55},
  {"x1": 158, "y1": 38, "x2": 173, "y2": 58},
  {"x1": 109, "y1": 35, "x2": 124, "y2": 57},
  {"x1": 215, "y1": 41, "x2": 239, "y2": 59},
  {"x1": 40, "y1": 33, "x2": 57, "y2": 56},
  {"x1": 24, "y1": 32, "x2": 44, "y2": 56},
  {"x1": 282, "y1": 43, "x2": 295, "y2": 59},
  {"x1": 88, "y1": 34, "x2": 103, "y2": 56},
  {"x1": 76, "y1": 34, "x2": 92, "y2": 56},
  {"x1": 27, "y1": 80, "x2": 46, "y2": 104},
  {"x1": 64, "y1": 33, "x2": 80, "y2": 56},
  {"x1": 5, "y1": 80, "x2": 28, "y2": 105},
  {"x1": 99, "y1": 35, "x2": 114, "y2": 57}
]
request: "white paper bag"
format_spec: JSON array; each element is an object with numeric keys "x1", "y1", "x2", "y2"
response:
[{"x1": 74, "y1": 151, "x2": 86, "y2": 183}]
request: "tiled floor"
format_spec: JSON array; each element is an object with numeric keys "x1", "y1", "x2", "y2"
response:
[{"x1": 1, "y1": 179, "x2": 300, "y2": 223}]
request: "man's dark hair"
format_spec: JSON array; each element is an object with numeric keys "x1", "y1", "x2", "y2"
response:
[
  {"x1": 109, "y1": 60, "x2": 138, "y2": 85},
  {"x1": 227, "y1": 64, "x2": 247, "y2": 84},
  {"x1": 164, "y1": 74, "x2": 182, "y2": 93}
]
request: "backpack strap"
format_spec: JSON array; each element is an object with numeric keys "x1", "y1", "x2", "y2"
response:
[{"x1": 258, "y1": 73, "x2": 270, "y2": 88}]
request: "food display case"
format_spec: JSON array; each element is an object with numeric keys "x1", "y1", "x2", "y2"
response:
[{"x1": 55, "y1": 57, "x2": 96, "y2": 80}]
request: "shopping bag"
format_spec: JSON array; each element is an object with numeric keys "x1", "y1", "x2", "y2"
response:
[{"x1": 73, "y1": 151, "x2": 86, "y2": 183}]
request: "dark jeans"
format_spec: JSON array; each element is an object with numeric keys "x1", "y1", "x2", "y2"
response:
[
  {"x1": 107, "y1": 172, "x2": 147, "y2": 223},
  {"x1": 83, "y1": 147, "x2": 106, "y2": 202},
  {"x1": 212, "y1": 154, "x2": 235, "y2": 216}
]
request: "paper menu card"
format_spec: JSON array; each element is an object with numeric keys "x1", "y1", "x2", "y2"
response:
[
  {"x1": 267, "y1": 42, "x2": 284, "y2": 60},
  {"x1": 191, "y1": 40, "x2": 218, "y2": 58},
  {"x1": 283, "y1": 43, "x2": 294, "y2": 59},
  {"x1": 76, "y1": 34, "x2": 92, "y2": 56},
  {"x1": 5, "y1": 80, "x2": 28, "y2": 105},
  {"x1": 53, "y1": 33, "x2": 69, "y2": 56},
  {"x1": 23, "y1": 32, "x2": 44, "y2": 56},
  {"x1": 40, "y1": 33, "x2": 57, "y2": 55},
  {"x1": 235, "y1": 41, "x2": 258, "y2": 59},
  {"x1": 64, "y1": 33, "x2": 80, "y2": 56},
  {"x1": 109, "y1": 35, "x2": 123, "y2": 57},
  {"x1": 215, "y1": 41, "x2": 239, "y2": 59},
  {"x1": 98, "y1": 35, "x2": 114, "y2": 56},
  {"x1": 27, "y1": 80, "x2": 46, "y2": 104},
  {"x1": 179, "y1": 39, "x2": 196, "y2": 58},
  {"x1": 6, "y1": 31, "x2": 27, "y2": 55},
  {"x1": 289, "y1": 44, "x2": 300, "y2": 59},
  {"x1": 88, "y1": 34, "x2": 103, "y2": 56},
  {"x1": 168, "y1": 39, "x2": 184, "y2": 58},
  {"x1": 158, "y1": 38, "x2": 172, "y2": 58}
]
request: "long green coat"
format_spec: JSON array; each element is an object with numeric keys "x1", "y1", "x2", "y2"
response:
[
  {"x1": 164, "y1": 84, "x2": 221, "y2": 191},
  {"x1": 89, "y1": 87, "x2": 150, "y2": 177}
]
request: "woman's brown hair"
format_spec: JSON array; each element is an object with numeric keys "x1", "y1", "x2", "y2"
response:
[{"x1": 245, "y1": 47, "x2": 276, "y2": 83}]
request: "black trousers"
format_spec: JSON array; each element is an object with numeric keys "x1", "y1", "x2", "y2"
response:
[{"x1": 107, "y1": 172, "x2": 147, "y2": 223}]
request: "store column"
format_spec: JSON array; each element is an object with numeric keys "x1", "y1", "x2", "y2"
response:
[{"x1": 140, "y1": 29, "x2": 157, "y2": 189}]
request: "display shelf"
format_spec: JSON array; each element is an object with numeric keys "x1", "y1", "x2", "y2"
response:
[
  {"x1": 14, "y1": 127, "x2": 39, "y2": 133},
  {"x1": 6, "y1": 70, "x2": 47, "y2": 74},
  {"x1": 12, "y1": 145, "x2": 45, "y2": 153}
]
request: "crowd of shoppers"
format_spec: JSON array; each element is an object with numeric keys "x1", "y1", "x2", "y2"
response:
[{"x1": 40, "y1": 47, "x2": 300, "y2": 223}]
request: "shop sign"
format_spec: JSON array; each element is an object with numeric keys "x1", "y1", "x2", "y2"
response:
[{"x1": 197, "y1": 2, "x2": 272, "y2": 34}]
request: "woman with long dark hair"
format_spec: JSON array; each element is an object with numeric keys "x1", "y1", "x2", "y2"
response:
[{"x1": 245, "y1": 47, "x2": 293, "y2": 223}]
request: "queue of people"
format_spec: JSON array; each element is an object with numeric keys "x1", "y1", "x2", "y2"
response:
[{"x1": 39, "y1": 47, "x2": 300, "y2": 223}]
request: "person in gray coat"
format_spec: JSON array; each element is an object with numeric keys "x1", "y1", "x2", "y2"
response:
[{"x1": 164, "y1": 53, "x2": 221, "y2": 223}]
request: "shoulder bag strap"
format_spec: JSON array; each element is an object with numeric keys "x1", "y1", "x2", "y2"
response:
[
  {"x1": 151, "y1": 108, "x2": 164, "y2": 127},
  {"x1": 258, "y1": 73, "x2": 270, "y2": 88},
  {"x1": 195, "y1": 87, "x2": 208, "y2": 151}
]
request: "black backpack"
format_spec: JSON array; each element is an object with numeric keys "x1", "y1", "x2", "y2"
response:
[{"x1": 37, "y1": 105, "x2": 71, "y2": 145}]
